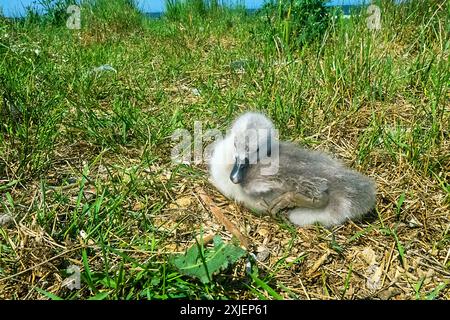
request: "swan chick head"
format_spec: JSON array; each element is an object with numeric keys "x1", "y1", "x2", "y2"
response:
[{"x1": 229, "y1": 112, "x2": 277, "y2": 184}]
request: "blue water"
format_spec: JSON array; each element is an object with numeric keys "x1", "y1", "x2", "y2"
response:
[{"x1": 0, "y1": 0, "x2": 370, "y2": 18}]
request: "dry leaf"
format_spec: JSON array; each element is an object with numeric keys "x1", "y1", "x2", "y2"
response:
[
  {"x1": 257, "y1": 228, "x2": 269, "y2": 238},
  {"x1": 256, "y1": 246, "x2": 270, "y2": 262},
  {"x1": 132, "y1": 202, "x2": 144, "y2": 211},
  {"x1": 361, "y1": 247, "x2": 377, "y2": 265},
  {"x1": 176, "y1": 197, "x2": 192, "y2": 208}
]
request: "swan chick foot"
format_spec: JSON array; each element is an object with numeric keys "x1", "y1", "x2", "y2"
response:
[{"x1": 268, "y1": 191, "x2": 329, "y2": 216}]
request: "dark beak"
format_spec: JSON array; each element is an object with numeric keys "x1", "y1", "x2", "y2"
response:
[{"x1": 230, "y1": 157, "x2": 249, "y2": 184}]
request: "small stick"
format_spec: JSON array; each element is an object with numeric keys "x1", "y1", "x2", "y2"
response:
[
  {"x1": 195, "y1": 233, "x2": 215, "y2": 246},
  {"x1": 196, "y1": 188, "x2": 250, "y2": 249},
  {"x1": 307, "y1": 251, "x2": 330, "y2": 277}
]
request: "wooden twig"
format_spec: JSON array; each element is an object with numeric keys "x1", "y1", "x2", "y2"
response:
[{"x1": 196, "y1": 188, "x2": 250, "y2": 249}]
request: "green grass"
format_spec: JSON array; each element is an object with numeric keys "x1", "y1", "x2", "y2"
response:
[{"x1": 0, "y1": 0, "x2": 449, "y2": 299}]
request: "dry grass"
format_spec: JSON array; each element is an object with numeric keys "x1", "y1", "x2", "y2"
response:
[{"x1": 1, "y1": 118, "x2": 448, "y2": 299}]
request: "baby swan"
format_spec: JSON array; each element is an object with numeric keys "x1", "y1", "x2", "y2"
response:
[{"x1": 209, "y1": 112, "x2": 376, "y2": 227}]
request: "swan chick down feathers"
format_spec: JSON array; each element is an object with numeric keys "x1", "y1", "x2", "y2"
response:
[{"x1": 208, "y1": 112, "x2": 376, "y2": 227}]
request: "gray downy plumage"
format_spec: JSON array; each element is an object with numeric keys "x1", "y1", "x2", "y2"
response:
[{"x1": 208, "y1": 112, "x2": 376, "y2": 227}]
